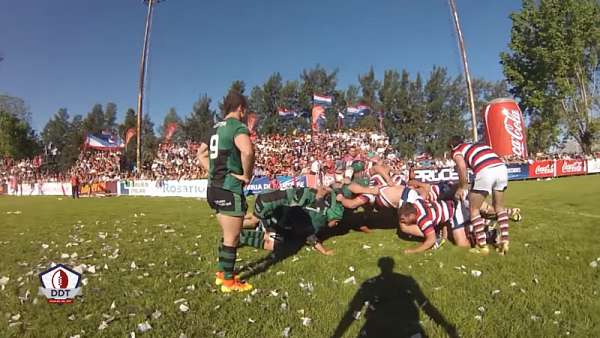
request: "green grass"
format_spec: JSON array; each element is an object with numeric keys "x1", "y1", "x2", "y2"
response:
[{"x1": 1, "y1": 176, "x2": 599, "y2": 338}]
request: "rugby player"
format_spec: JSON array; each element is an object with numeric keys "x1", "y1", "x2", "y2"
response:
[
  {"x1": 449, "y1": 135, "x2": 510, "y2": 255},
  {"x1": 198, "y1": 91, "x2": 255, "y2": 293},
  {"x1": 241, "y1": 190, "x2": 345, "y2": 255},
  {"x1": 398, "y1": 198, "x2": 470, "y2": 253}
]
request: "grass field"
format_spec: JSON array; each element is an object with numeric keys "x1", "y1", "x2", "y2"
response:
[{"x1": 1, "y1": 176, "x2": 600, "y2": 338}]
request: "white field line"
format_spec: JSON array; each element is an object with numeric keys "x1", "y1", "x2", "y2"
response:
[{"x1": 539, "y1": 207, "x2": 600, "y2": 219}]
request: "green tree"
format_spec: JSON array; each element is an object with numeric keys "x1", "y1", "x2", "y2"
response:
[
  {"x1": 299, "y1": 64, "x2": 338, "y2": 112},
  {"x1": 41, "y1": 108, "x2": 75, "y2": 171},
  {"x1": 82, "y1": 103, "x2": 105, "y2": 135},
  {"x1": 104, "y1": 102, "x2": 118, "y2": 132},
  {"x1": 141, "y1": 114, "x2": 158, "y2": 165},
  {"x1": 0, "y1": 111, "x2": 39, "y2": 159},
  {"x1": 184, "y1": 94, "x2": 214, "y2": 142},
  {"x1": 358, "y1": 66, "x2": 381, "y2": 110},
  {"x1": 0, "y1": 94, "x2": 31, "y2": 123},
  {"x1": 501, "y1": 0, "x2": 600, "y2": 153}
]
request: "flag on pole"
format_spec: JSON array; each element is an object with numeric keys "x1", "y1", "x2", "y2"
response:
[
  {"x1": 311, "y1": 105, "x2": 326, "y2": 132},
  {"x1": 164, "y1": 122, "x2": 178, "y2": 143},
  {"x1": 246, "y1": 112, "x2": 258, "y2": 141},
  {"x1": 125, "y1": 128, "x2": 136, "y2": 146},
  {"x1": 337, "y1": 111, "x2": 344, "y2": 129},
  {"x1": 277, "y1": 108, "x2": 296, "y2": 118},
  {"x1": 346, "y1": 104, "x2": 371, "y2": 116},
  {"x1": 85, "y1": 133, "x2": 125, "y2": 151},
  {"x1": 313, "y1": 94, "x2": 333, "y2": 107}
]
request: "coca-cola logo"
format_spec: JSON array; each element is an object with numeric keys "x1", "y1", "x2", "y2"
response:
[
  {"x1": 535, "y1": 163, "x2": 554, "y2": 175},
  {"x1": 562, "y1": 161, "x2": 583, "y2": 173},
  {"x1": 502, "y1": 108, "x2": 525, "y2": 157}
]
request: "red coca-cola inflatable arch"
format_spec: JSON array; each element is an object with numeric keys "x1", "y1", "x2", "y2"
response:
[{"x1": 483, "y1": 98, "x2": 527, "y2": 159}]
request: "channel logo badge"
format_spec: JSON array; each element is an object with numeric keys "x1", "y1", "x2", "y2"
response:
[{"x1": 38, "y1": 264, "x2": 82, "y2": 304}]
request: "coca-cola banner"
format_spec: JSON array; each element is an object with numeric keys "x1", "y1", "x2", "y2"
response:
[
  {"x1": 588, "y1": 159, "x2": 600, "y2": 174},
  {"x1": 556, "y1": 159, "x2": 586, "y2": 176},
  {"x1": 528, "y1": 160, "x2": 556, "y2": 178},
  {"x1": 483, "y1": 98, "x2": 527, "y2": 159}
]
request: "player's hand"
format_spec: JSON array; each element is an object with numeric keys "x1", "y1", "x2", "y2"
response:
[
  {"x1": 336, "y1": 193, "x2": 344, "y2": 202},
  {"x1": 454, "y1": 187, "x2": 467, "y2": 201},
  {"x1": 231, "y1": 173, "x2": 250, "y2": 185},
  {"x1": 321, "y1": 249, "x2": 335, "y2": 256}
]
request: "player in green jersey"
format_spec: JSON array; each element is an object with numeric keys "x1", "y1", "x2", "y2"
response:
[{"x1": 198, "y1": 91, "x2": 255, "y2": 293}]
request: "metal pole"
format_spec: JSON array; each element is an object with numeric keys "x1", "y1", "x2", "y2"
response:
[
  {"x1": 136, "y1": 0, "x2": 154, "y2": 171},
  {"x1": 448, "y1": 0, "x2": 478, "y2": 142}
]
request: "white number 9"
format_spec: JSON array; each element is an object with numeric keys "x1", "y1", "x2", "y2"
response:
[{"x1": 209, "y1": 134, "x2": 219, "y2": 159}]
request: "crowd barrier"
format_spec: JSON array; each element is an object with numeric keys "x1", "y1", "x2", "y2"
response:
[{"x1": 1, "y1": 159, "x2": 598, "y2": 197}]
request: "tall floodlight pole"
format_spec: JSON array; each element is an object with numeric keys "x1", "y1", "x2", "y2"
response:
[
  {"x1": 136, "y1": 0, "x2": 162, "y2": 171},
  {"x1": 448, "y1": 0, "x2": 478, "y2": 142}
]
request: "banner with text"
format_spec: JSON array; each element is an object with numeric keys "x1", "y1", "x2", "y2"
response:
[
  {"x1": 528, "y1": 160, "x2": 556, "y2": 179},
  {"x1": 587, "y1": 159, "x2": 600, "y2": 174},
  {"x1": 556, "y1": 159, "x2": 586, "y2": 177},
  {"x1": 506, "y1": 163, "x2": 529, "y2": 180},
  {"x1": 118, "y1": 180, "x2": 207, "y2": 198}
]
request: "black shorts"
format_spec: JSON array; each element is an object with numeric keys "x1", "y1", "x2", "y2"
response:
[{"x1": 207, "y1": 186, "x2": 247, "y2": 217}]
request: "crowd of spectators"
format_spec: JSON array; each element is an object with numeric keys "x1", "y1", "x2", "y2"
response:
[
  {"x1": 70, "y1": 150, "x2": 122, "y2": 183},
  {"x1": 1, "y1": 129, "x2": 599, "y2": 187},
  {"x1": 253, "y1": 130, "x2": 395, "y2": 177},
  {"x1": 147, "y1": 142, "x2": 206, "y2": 180}
]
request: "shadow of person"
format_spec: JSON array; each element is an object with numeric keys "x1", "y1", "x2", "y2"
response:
[{"x1": 332, "y1": 257, "x2": 459, "y2": 338}]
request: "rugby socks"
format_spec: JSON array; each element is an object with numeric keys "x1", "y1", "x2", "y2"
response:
[
  {"x1": 471, "y1": 215, "x2": 487, "y2": 247},
  {"x1": 218, "y1": 245, "x2": 237, "y2": 280},
  {"x1": 239, "y1": 230, "x2": 265, "y2": 249},
  {"x1": 497, "y1": 210, "x2": 509, "y2": 243}
]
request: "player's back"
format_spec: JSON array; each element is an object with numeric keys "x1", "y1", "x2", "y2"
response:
[{"x1": 206, "y1": 118, "x2": 248, "y2": 194}]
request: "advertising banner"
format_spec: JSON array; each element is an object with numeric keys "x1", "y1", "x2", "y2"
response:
[
  {"x1": 506, "y1": 163, "x2": 529, "y2": 180},
  {"x1": 556, "y1": 159, "x2": 586, "y2": 177},
  {"x1": 483, "y1": 98, "x2": 527, "y2": 159},
  {"x1": 15, "y1": 182, "x2": 71, "y2": 196},
  {"x1": 245, "y1": 176, "x2": 271, "y2": 195},
  {"x1": 277, "y1": 176, "x2": 307, "y2": 190},
  {"x1": 528, "y1": 160, "x2": 555, "y2": 178},
  {"x1": 588, "y1": 159, "x2": 600, "y2": 174},
  {"x1": 413, "y1": 167, "x2": 460, "y2": 183},
  {"x1": 80, "y1": 181, "x2": 118, "y2": 195},
  {"x1": 118, "y1": 180, "x2": 208, "y2": 198}
]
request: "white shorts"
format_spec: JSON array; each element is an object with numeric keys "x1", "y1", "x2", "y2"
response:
[{"x1": 472, "y1": 164, "x2": 508, "y2": 194}]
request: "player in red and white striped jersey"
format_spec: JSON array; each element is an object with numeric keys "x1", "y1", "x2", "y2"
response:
[
  {"x1": 449, "y1": 135, "x2": 510, "y2": 255},
  {"x1": 398, "y1": 198, "x2": 470, "y2": 253}
]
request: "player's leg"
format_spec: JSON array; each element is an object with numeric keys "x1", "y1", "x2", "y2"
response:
[
  {"x1": 468, "y1": 191, "x2": 488, "y2": 254},
  {"x1": 210, "y1": 188, "x2": 253, "y2": 292},
  {"x1": 491, "y1": 165, "x2": 510, "y2": 254}
]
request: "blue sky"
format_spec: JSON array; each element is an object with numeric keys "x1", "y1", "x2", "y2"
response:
[{"x1": 0, "y1": 0, "x2": 522, "y2": 131}]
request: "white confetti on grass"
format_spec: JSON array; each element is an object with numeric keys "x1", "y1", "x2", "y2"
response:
[
  {"x1": 137, "y1": 321, "x2": 152, "y2": 333},
  {"x1": 362, "y1": 245, "x2": 371, "y2": 249},
  {"x1": 301, "y1": 317, "x2": 312, "y2": 326},
  {"x1": 282, "y1": 327, "x2": 291, "y2": 337},
  {"x1": 591, "y1": 261, "x2": 598, "y2": 268},
  {"x1": 98, "y1": 321, "x2": 109, "y2": 331},
  {"x1": 343, "y1": 276, "x2": 356, "y2": 285},
  {"x1": 471, "y1": 270, "x2": 482, "y2": 278},
  {"x1": 179, "y1": 303, "x2": 190, "y2": 313}
]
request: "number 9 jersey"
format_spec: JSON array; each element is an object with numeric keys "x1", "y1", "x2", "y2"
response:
[{"x1": 204, "y1": 118, "x2": 249, "y2": 195}]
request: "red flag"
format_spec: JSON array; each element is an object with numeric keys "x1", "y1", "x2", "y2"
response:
[
  {"x1": 125, "y1": 128, "x2": 136, "y2": 146},
  {"x1": 311, "y1": 105, "x2": 325, "y2": 132},
  {"x1": 246, "y1": 112, "x2": 258, "y2": 141},
  {"x1": 164, "y1": 122, "x2": 178, "y2": 143}
]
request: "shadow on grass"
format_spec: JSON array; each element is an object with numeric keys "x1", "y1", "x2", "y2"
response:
[{"x1": 331, "y1": 257, "x2": 459, "y2": 338}]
